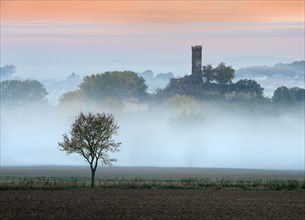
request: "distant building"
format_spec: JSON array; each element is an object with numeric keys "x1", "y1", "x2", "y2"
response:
[
  {"x1": 166, "y1": 46, "x2": 261, "y2": 100},
  {"x1": 191, "y1": 45, "x2": 203, "y2": 81},
  {"x1": 170, "y1": 45, "x2": 203, "y2": 87}
]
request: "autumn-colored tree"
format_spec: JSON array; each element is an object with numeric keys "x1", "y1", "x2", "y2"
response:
[
  {"x1": 165, "y1": 94, "x2": 200, "y2": 114},
  {"x1": 58, "y1": 90, "x2": 84, "y2": 106},
  {"x1": 58, "y1": 112, "x2": 121, "y2": 187}
]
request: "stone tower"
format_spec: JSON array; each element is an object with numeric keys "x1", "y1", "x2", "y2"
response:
[{"x1": 191, "y1": 45, "x2": 202, "y2": 80}]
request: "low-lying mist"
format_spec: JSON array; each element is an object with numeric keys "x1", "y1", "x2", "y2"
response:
[{"x1": 1, "y1": 102, "x2": 304, "y2": 170}]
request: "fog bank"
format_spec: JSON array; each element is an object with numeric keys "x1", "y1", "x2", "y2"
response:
[{"x1": 1, "y1": 104, "x2": 304, "y2": 170}]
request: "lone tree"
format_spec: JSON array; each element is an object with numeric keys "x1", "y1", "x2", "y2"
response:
[{"x1": 58, "y1": 112, "x2": 121, "y2": 187}]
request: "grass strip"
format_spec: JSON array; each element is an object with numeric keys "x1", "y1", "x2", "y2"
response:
[{"x1": 1, "y1": 176, "x2": 305, "y2": 191}]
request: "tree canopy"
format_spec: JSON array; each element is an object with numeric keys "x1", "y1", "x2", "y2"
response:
[
  {"x1": 233, "y1": 79, "x2": 264, "y2": 97},
  {"x1": 289, "y1": 87, "x2": 305, "y2": 102},
  {"x1": 213, "y1": 63, "x2": 235, "y2": 84},
  {"x1": 0, "y1": 80, "x2": 48, "y2": 107},
  {"x1": 79, "y1": 71, "x2": 148, "y2": 100},
  {"x1": 165, "y1": 94, "x2": 200, "y2": 114},
  {"x1": 58, "y1": 90, "x2": 84, "y2": 106},
  {"x1": 202, "y1": 64, "x2": 214, "y2": 83},
  {"x1": 202, "y1": 63, "x2": 235, "y2": 84},
  {"x1": 272, "y1": 86, "x2": 296, "y2": 105},
  {"x1": 58, "y1": 112, "x2": 121, "y2": 187}
]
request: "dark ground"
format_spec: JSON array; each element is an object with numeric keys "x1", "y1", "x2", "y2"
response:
[{"x1": 1, "y1": 189, "x2": 305, "y2": 220}]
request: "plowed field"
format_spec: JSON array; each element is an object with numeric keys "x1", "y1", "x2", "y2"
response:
[{"x1": 1, "y1": 189, "x2": 304, "y2": 219}]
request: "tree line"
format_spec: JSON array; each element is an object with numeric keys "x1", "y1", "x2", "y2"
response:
[{"x1": 1, "y1": 68, "x2": 304, "y2": 108}]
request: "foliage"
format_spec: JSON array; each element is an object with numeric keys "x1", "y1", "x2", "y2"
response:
[
  {"x1": 289, "y1": 87, "x2": 305, "y2": 102},
  {"x1": 165, "y1": 94, "x2": 200, "y2": 114},
  {"x1": 213, "y1": 62, "x2": 235, "y2": 84},
  {"x1": 202, "y1": 63, "x2": 235, "y2": 85},
  {"x1": 0, "y1": 65, "x2": 16, "y2": 80},
  {"x1": 79, "y1": 71, "x2": 148, "y2": 100},
  {"x1": 58, "y1": 112, "x2": 121, "y2": 187},
  {"x1": 202, "y1": 64, "x2": 215, "y2": 83},
  {"x1": 272, "y1": 86, "x2": 296, "y2": 105},
  {"x1": 164, "y1": 94, "x2": 204, "y2": 125},
  {"x1": 58, "y1": 90, "x2": 84, "y2": 106},
  {"x1": 1, "y1": 176, "x2": 304, "y2": 190},
  {"x1": 0, "y1": 80, "x2": 48, "y2": 107},
  {"x1": 233, "y1": 79, "x2": 264, "y2": 97}
]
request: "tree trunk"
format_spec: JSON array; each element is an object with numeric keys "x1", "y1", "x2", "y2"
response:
[{"x1": 91, "y1": 169, "x2": 96, "y2": 187}]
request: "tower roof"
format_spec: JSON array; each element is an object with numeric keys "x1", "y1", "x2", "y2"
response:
[{"x1": 192, "y1": 45, "x2": 202, "y2": 49}]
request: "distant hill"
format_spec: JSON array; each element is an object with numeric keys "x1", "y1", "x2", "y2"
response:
[
  {"x1": 214, "y1": 56, "x2": 295, "y2": 69},
  {"x1": 138, "y1": 70, "x2": 175, "y2": 93},
  {"x1": 42, "y1": 72, "x2": 82, "y2": 105},
  {"x1": 235, "y1": 61, "x2": 304, "y2": 97},
  {"x1": 138, "y1": 70, "x2": 154, "y2": 80},
  {"x1": 236, "y1": 61, "x2": 305, "y2": 78}
]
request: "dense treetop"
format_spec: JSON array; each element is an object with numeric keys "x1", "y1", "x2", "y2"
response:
[
  {"x1": 233, "y1": 79, "x2": 264, "y2": 96},
  {"x1": 289, "y1": 87, "x2": 305, "y2": 102},
  {"x1": 165, "y1": 94, "x2": 200, "y2": 114},
  {"x1": 58, "y1": 112, "x2": 121, "y2": 187},
  {"x1": 0, "y1": 80, "x2": 48, "y2": 107},
  {"x1": 272, "y1": 86, "x2": 297, "y2": 105},
  {"x1": 79, "y1": 71, "x2": 148, "y2": 100},
  {"x1": 202, "y1": 63, "x2": 235, "y2": 84},
  {"x1": 58, "y1": 90, "x2": 84, "y2": 105}
]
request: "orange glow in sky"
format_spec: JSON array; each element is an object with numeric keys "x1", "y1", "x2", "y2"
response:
[
  {"x1": 1, "y1": 1, "x2": 304, "y2": 79},
  {"x1": 2, "y1": 1, "x2": 304, "y2": 24}
]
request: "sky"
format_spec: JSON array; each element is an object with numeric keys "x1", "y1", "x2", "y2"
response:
[{"x1": 1, "y1": 0, "x2": 304, "y2": 79}]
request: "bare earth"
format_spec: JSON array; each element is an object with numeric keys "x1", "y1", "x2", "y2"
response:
[{"x1": 1, "y1": 189, "x2": 305, "y2": 220}]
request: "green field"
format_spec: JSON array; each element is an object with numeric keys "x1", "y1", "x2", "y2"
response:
[{"x1": 1, "y1": 166, "x2": 304, "y2": 190}]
